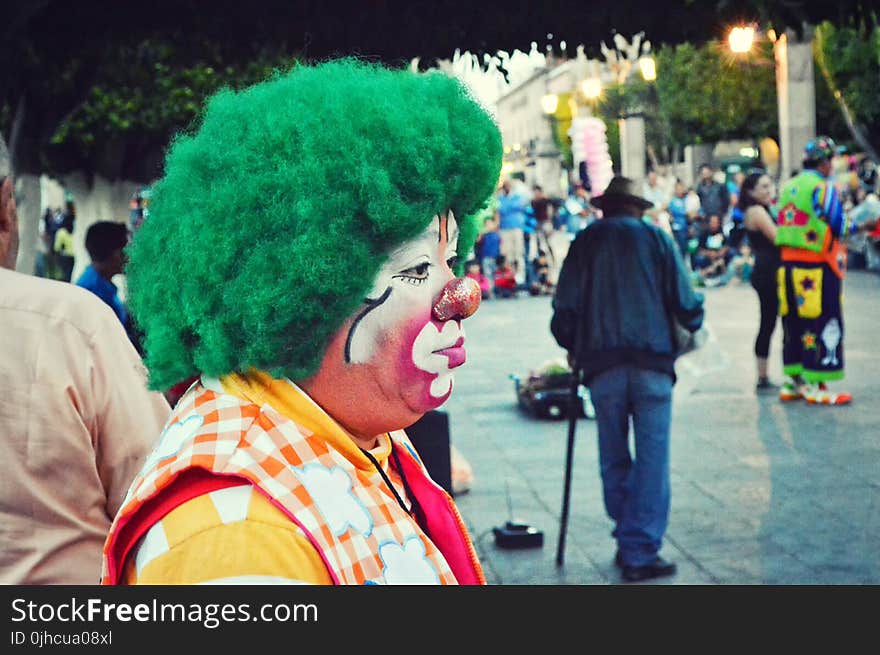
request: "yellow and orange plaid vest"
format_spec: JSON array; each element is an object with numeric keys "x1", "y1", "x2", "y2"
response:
[{"x1": 102, "y1": 378, "x2": 484, "y2": 585}]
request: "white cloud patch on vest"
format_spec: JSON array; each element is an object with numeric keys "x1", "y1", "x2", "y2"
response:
[
  {"x1": 378, "y1": 537, "x2": 440, "y2": 585},
  {"x1": 139, "y1": 415, "x2": 204, "y2": 477},
  {"x1": 293, "y1": 464, "x2": 373, "y2": 537}
]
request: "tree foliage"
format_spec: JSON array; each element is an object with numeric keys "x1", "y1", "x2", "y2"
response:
[
  {"x1": 813, "y1": 20, "x2": 880, "y2": 156},
  {"x1": 1, "y1": 1, "x2": 302, "y2": 180},
  {"x1": 43, "y1": 39, "x2": 295, "y2": 181},
  {"x1": 655, "y1": 41, "x2": 778, "y2": 146},
  {"x1": 597, "y1": 40, "x2": 778, "y2": 164},
  {"x1": 2, "y1": 1, "x2": 877, "y2": 181}
]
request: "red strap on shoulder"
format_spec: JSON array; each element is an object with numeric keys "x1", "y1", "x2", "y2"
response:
[
  {"x1": 391, "y1": 443, "x2": 485, "y2": 585},
  {"x1": 105, "y1": 468, "x2": 249, "y2": 584}
]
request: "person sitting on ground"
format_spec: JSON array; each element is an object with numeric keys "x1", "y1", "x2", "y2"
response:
[
  {"x1": 493, "y1": 254, "x2": 518, "y2": 298},
  {"x1": 693, "y1": 214, "x2": 733, "y2": 286},
  {"x1": 465, "y1": 259, "x2": 492, "y2": 300},
  {"x1": 731, "y1": 241, "x2": 754, "y2": 284},
  {"x1": 529, "y1": 250, "x2": 553, "y2": 296},
  {"x1": 494, "y1": 255, "x2": 519, "y2": 298}
]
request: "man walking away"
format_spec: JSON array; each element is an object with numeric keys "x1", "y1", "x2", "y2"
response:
[{"x1": 550, "y1": 176, "x2": 704, "y2": 582}]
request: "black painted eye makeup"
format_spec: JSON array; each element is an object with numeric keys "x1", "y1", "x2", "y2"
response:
[{"x1": 393, "y1": 262, "x2": 430, "y2": 285}]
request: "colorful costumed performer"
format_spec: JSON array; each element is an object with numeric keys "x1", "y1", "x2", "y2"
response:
[
  {"x1": 775, "y1": 136, "x2": 854, "y2": 405},
  {"x1": 101, "y1": 60, "x2": 502, "y2": 584}
]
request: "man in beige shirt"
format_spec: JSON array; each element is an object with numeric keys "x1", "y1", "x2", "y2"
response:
[{"x1": 0, "y1": 175, "x2": 170, "y2": 584}]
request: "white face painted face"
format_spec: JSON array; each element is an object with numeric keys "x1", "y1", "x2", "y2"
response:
[
  {"x1": 344, "y1": 211, "x2": 465, "y2": 410},
  {"x1": 300, "y1": 209, "x2": 483, "y2": 440}
]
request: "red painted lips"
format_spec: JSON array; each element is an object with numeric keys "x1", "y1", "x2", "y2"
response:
[{"x1": 433, "y1": 336, "x2": 466, "y2": 368}]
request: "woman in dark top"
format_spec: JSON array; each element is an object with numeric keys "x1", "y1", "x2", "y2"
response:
[{"x1": 741, "y1": 172, "x2": 780, "y2": 392}]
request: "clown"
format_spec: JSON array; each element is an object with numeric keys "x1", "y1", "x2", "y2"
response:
[
  {"x1": 775, "y1": 136, "x2": 855, "y2": 405},
  {"x1": 101, "y1": 60, "x2": 502, "y2": 585}
]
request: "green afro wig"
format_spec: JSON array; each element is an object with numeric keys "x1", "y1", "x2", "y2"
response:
[{"x1": 126, "y1": 58, "x2": 503, "y2": 391}]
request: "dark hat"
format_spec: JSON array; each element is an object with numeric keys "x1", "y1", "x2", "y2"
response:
[{"x1": 590, "y1": 176, "x2": 653, "y2": 211}]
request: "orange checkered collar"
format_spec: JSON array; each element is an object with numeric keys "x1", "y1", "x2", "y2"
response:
[{"x1": 219, "y1": 370, "x2": 392, "y2": 473}]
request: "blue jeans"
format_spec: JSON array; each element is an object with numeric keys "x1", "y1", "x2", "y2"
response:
[{"x1": 589, "y1": 365, "x2": 672, "y2": 566}]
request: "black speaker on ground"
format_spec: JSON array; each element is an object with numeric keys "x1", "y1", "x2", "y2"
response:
[{"x1": 405, "y1": 410, "x2": 453, "y2": 496}]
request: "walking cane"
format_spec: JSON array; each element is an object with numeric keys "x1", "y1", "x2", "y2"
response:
[
  {"x1": 555, "y1": 363, "x2": 581, "y2": 567},
  {"x1": 554, "y1": 253, "x2": 589, "y2": 567}
]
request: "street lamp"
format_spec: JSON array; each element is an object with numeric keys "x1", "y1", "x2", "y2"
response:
[
  {"x1": 580, "y1": 77, "x2": 602, "y2": 101},
  {"x1": 541, "y1": 93, "x2": 559, "y2": 115},
  {"x1": 728, "y1": 25, "x2": 755, "y2": 53},
  {"x1": 638, "y1": 56, "x2": 657, "y2": 82}
]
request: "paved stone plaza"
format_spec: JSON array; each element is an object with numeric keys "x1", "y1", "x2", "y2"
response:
[{"x1": 444, "y1": 270, "x2": 880, "y2": 584}]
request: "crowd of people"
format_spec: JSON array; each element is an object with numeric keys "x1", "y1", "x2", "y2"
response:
[
  {"x1": 473, "y1": 156, "x2": 880, "y2": 301},
  {"x1": 468, "y1": 164, "x2": 752, "y2": 300}
]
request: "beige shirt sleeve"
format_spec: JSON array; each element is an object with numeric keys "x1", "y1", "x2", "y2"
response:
[
  {"x1": 85, "y1": 311, "x2": 171, "y2": 517},
  {"x1": 0, "y1": 270, "x2": 171, "y2": 583}
]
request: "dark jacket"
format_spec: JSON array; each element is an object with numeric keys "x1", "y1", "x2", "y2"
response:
[
  {"x1": 696, "y1": 180, "x2": 729, "y2": 219},
  {"x1": 550, "y1": 216, "x2": 705, "y2": 384}
]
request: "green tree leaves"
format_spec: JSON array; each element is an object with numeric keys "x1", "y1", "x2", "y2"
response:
[
  {"x1": 813, "y1": 20, "x2": 880, "y2": 156},
  {"x1": 597, "y1": 39, "x2": 778, "y2": 164}
]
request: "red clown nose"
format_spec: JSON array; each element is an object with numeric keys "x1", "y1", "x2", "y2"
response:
[{"x1": 432, "y1": 276, "x2": 481, "y2": 322}]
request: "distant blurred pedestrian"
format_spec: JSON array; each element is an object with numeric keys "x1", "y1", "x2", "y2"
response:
[
  {"x1": 562, "y1": 183, "x2": 591, "y2": 237},
  {"x1": 129, "y1": 190, "x2": 145, "y2": 232},
  {"x1": 551, "y1": 176, "x2": 704, "y2": 582},
  {"x1": 479, "y1": 215, "x2": 501, "y2": 283},
  {"x1": 667, "y1": 180, "x2": 691, "y2": 260},
  {"x1": 530, "y1": 184, "x2": 556, "y2": 270},
  {"x1": 727, "y1": 170, "x2": 748, "y2": 253},
  {"x1": 0, "y1": 175, "x2": 170, "y2": 584},
  {"x1": 34, "y1": 207, "x2": 54, "y2": 277},
  {"x1": 496, "y1": 179, "x2": 527, "y2": 283},
  {"x1": 76, "y1": 221, "x2": 143, "y2": 354},
  {"x1": 642, "y1": 170, "x2": 670, "y2": 229},
  {"x1": 696, "y1": 163, "x2": 729, "y2": 222},
  {"x1": 52, "y1": 203, "x2": 76, "y2": 282}
]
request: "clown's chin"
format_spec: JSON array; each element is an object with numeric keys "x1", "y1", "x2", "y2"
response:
[
  {"x1": 430, "y1": 372, "x2": 453, "y2": 398},
  {"x1": 411, "y1": 373, "x2": 453, "y2": 414}
]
